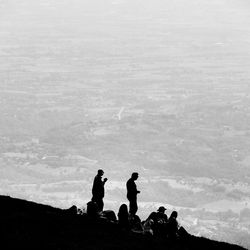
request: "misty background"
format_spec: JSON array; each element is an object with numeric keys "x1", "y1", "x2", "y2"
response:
[{"x1": 1, "y1": 0, "x2": 250, "y2": 248}]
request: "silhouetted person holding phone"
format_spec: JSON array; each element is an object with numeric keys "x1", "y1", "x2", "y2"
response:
[
  {"x1": 91, "y1": 169, "x2": 108, "y2": 212},
  {"x1": 126, "y1": 172, "x2": 140, "y2": 216}
]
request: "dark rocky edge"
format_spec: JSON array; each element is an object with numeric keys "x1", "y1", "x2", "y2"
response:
[{"x1": 0, "y1": 195, "x2": 247, "y2": 250}]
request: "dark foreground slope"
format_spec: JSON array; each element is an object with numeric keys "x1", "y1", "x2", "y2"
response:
[{"x1": 0, "y1": 195, "x2": 247, "y2": 250}]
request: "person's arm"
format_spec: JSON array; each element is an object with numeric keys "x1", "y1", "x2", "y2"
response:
[
  {"x1": 103, "y1": 177, "x2": 108, "y2": 185},
  {"x1": 135, "y1": 183, "x2": 140, "y2": 194}
]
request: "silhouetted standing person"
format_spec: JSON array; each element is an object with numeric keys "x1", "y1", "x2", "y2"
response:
[
  {"x1": 126, "y1": 172, "x2": 140, "y2": 216},
  {"x1": 92, "y1": 169, "x2": 108, "y2": 212}
]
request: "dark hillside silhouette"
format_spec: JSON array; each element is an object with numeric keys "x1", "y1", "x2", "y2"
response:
[{"x1": 0, "y1": 195, "x2": 247, "y2": 250}]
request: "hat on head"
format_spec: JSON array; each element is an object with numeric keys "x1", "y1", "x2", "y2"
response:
[{"x1": 157, "y1": 206, "x2": 167, "y2": 212}]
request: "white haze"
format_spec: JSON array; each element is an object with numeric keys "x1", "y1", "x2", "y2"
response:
[{"x1": 0, "y1": 0, "x2": 250, "y2": 248}]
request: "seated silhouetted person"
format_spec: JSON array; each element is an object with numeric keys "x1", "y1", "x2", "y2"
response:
[
  {"x1": 101, "y1": 210, "x2": 117, "y2": 223},
  {"x1": 167, "y1": 211, "x2": 190, "y2": 240},
  {"x1": 167, "y1": 211, "x2": 179, "y2": 240},
  {"x1": 67, "y1": 205, "x2": 78, "y2": 215},
  {"x1": 145, "y1": 206, "x2": 168, "y2": 237},
  {"x1": 118, "y1": 204, "x2": 130, "y2": 230},
  {"x1": 129, "y1": 214, "x2": 144, "y2": 233},
  {"x1": 155, "y1": 206, "x2": 168, "y2": 223},
  {"x1": 87, "y1": 200, "x2": 98, "y2": 219}
]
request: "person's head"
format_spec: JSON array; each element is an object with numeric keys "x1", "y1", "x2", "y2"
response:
[
  {"x1": 157, "y1": 206, "x2": 167, "y2": 214},
  {"x1": 118, "y1": 203, "x2": 129, "y2": 217},
  {"x1": 131, "y1": 172, "x2": 139, "y2": 180},
  {"x1": 170, "y1": 211, "x2": 178, "y2": 219},
  {"x1": 97, "y1": 169, "x2": 104, "y2": 176}
]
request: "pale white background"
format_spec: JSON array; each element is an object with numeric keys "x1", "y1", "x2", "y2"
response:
[{"x1": 0, "y1": 0, "x2": 250, "y2": 248}]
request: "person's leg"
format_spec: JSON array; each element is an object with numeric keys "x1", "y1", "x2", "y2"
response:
[
  {"x1": 129, "y1": 198, "x2": 138, "y2": 215},
  {"x1": 95, "y1": 198, "x2": 103, "y2": 212},
  {"x1": 134, "y1": 199, "x2": 138, "y2": 215},
  {"x1": 92, "y1": 196, "x2": 104, "y2": 212},
  {"x1": 128, "y1": 199, "x2": 133, "y2": 215},
  {"x1": 99, "y1": 199, "x2": 104, "y2": 212}
]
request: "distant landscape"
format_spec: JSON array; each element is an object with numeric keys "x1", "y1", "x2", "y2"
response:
[{"x1": 0, "y1": 0, "x2": 250, "y2": 248}]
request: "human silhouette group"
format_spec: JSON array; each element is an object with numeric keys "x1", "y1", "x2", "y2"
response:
[{"x1": 83, "y1": 169, "x2": 189, "y2": 240}]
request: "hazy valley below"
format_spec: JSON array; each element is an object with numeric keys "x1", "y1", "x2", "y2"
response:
[{"x1": 1, "y1": 0, "x2": 250, "y2": 248}]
